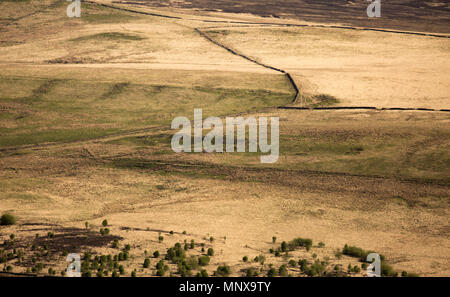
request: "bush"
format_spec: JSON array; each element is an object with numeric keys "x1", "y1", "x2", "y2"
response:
[
  {"x1": 278, "y1": 265, "x2": 288, "y2": 277},
  {"x1": 246, "y1": 268, "x2": 258, "y2": 277},
  {"x1": 352, "y1": 265, "x2": 361, "y2": 273},
  {"x1": 102, "y1": 219, "x2": 108, "y2": 227},
  {"x1": 306, "y1": 260, "x2": 325, "y2": 277},
  {"x1": 143, "y1": 258, "x2": 150, "y2": 268},
  {"x1": 156, "y1": 268, "x2": 165, "y2": 276},
  {"x1": 288, "y1": 238, "x2": 313, "y2": 251},
  {"x1": 198, "y1": 269, "x2": 208, "y2": 277},
  {"x1": 0, "y1": 214, "x2": 16, "y2": 226},
  {"x1": 243, "y1": 256, "x2": 248, "y2": 262},
  {"x1": 153, "y1": 251, "x2": 160, "y2": 258},
  {"x1": 158, "y1": 236, "x2": 164, "y2": 242},
  {"x1": 298, "y1": 259, "x2": 307, "y2": 272},
  {"x1": 281, "y1": 241, "x2": 288, "y2": 252},
  {"x1": 207, "y1": 248, "x2": 214, "y2": 256},
  {"x1": 342, "y1": 244, "x2": 385, "y2": 262},
  {"x1": 198, "y1": 255, "x2": 210, "y2": 266},
  {"x1": 272, "y1": 236, "x2": 277, "y2": 243},
  {"x1": 267, "y1": 268, "x2": 277, "y2": 277},
  {"x1": 318, "y1": 242, "x2": 325, "y2": 248},
  {"x1": 215, "y1": 265, "x2": 230, "y2": 277},
  {"x1": 381, "y1": 262, "x2": 397, "y2": 277},
  {"x1": 288, "y1": 259, "x2": 297, "y2": 267},
  {"x1": 156, "y1": 260, "x2": 165, "y2": 270},
  {"x1": 190, "y1": 240, "x2": 195, "y2": 249}
]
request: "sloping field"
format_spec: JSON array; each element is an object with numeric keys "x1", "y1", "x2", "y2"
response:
[
  {"x1": 0, "y1": 0, "x2": 448, "y2": 278},
  {"x1": 204, "y1": 26, "x2": 450, "y2": 109}
]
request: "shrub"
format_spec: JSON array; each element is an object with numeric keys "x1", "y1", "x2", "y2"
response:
[
  {"x1": 143, "y1": 258, "x2": 150, "y2": 268},
  {"x1": 215, "y1": 265, "x2": 231, "y2": 276},
  {"x1": 298, "y1": 259, "x2": 308, "y2": 271},
  {"x1": 131, "y1": 270, "x2": 137, "y2": 277},
  {"x1": 112, "y1": 239, "x2": 119, "y2": 248},
  {"x1": 381, "y1": 262, "x2": 397, "y2": 277},
  {"x1": 352, "y1": 265, "x2": 361, "y2": 273},
  {"x1": 306, "y1": 260, "x2": 326, "y2": 277},
  {"x1": 288, "y1": 238, "x2": 313, "y2": 251},
  {"x1": 0, "y1": 214, "x2": 16, "y2": 226},
  {"x1": 209, "y1": 236, "x2": 214, "y2": 242},
  {"x1": 184, "y1": 244, "x2": 189, "y2": 251},
  {"x1": 156, "y1": 268, "x2": 165, "y2": 276},
  {"x1": 246, "y1": 268, "x2": 258, "y2": 277},
  {"x1": 198, "y1": 269, "x2": 208, "y2": 277},
  {"x1": 318, "y1": 242, "x2": 325, "y2": 248},
  {"x1": 158, "y1": 236, "x2": 164, "y2": 242},
  {"x1": 278, "y1": 265, "x2": 288, "y2": 277},
  {"x1": 272, "y1": 236, "x2": 277, "y2": 243},
  {"x1": 9, "y1": 234, "x2": 15, "y2": 240},
  {"x1": 207, "y1": 248, "x2": 214, "y2": 256},
  {"x1": 118, "y1": 265, "x2": 125, "y2": 275},
  {"x1": 182, "y1": 231, "x2": 187, "y2": 235},
  {"x1": 153, "y1": 251, "x2": 160, "y2": 258},
  {"x1": 281, "y1": 241, "x2": 288, "y2": 252},
  {"x1": 267, "y1": 268, "x2": 277, "y2": 277},
  {"x1": 112, "y1": 270, "x2": 119, "y2": 277},
  {"x1": 342, "y1": 244, "x2": 385, "y2": 262},
  {"x1": 288, "y1": 259, "x2": 297, "y2": 267},
  {"x1": 156, "y1": 260, "x2": 165, "y2": 270},
  {"x1": 198, "y1": 255, "x2": 210, "y2": 266},
  {"x1": 190, "y1": 240, "x2": 195, "y2": 249},
  {"x1": 47, "y1": 232, "x2": 54, "y2": 238},
  {"x1": 102, "y1": 219, "x2": 108, "y2": 227},
  {"x1": 243, "y1": 256, "x2": 248, "y2": 262},
  {"x1": 170, "y1": 231, "x2": 174, "y2": 235}
]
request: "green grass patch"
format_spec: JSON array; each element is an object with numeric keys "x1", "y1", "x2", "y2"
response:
[{"x1": 70, "y1": 32, "x2": 145, "y2": 42}]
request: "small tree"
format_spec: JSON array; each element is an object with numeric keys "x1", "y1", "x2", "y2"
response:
[
  {"x1": 102, "y1": 219, "x2": 108, "y2": 227},
  {"x1": 143, "y1": 258, "x2": 150, "y2": 268},
  {"x1": 279, "y1": 265, "x2": 288, "y2": 277},
  {"x1": 0, "y1": 213, "x2": 16, "y2": 226},
  {"x1": 207, "y1": 248, "x2": 214, "y2": 256},
  {"x1": 272, "y1": 236, "x2": 277, "y2": 243},
  {"x1": 153, "y1": 251, "x2": 160, "y2": 258},
  {"x1": 243, "y1": 256, "x2": 248, "y2": 262},
  {"x1": 267, "y1": 268, "x2": 277, "y2": 277},
  {"x1": 198, "y1": 255, "x2": 210, "y2": 266}
]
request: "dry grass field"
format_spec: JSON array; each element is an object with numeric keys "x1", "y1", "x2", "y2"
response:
[{"x1": 0, "y1": 0, "x2": 448, "y2": 277}]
